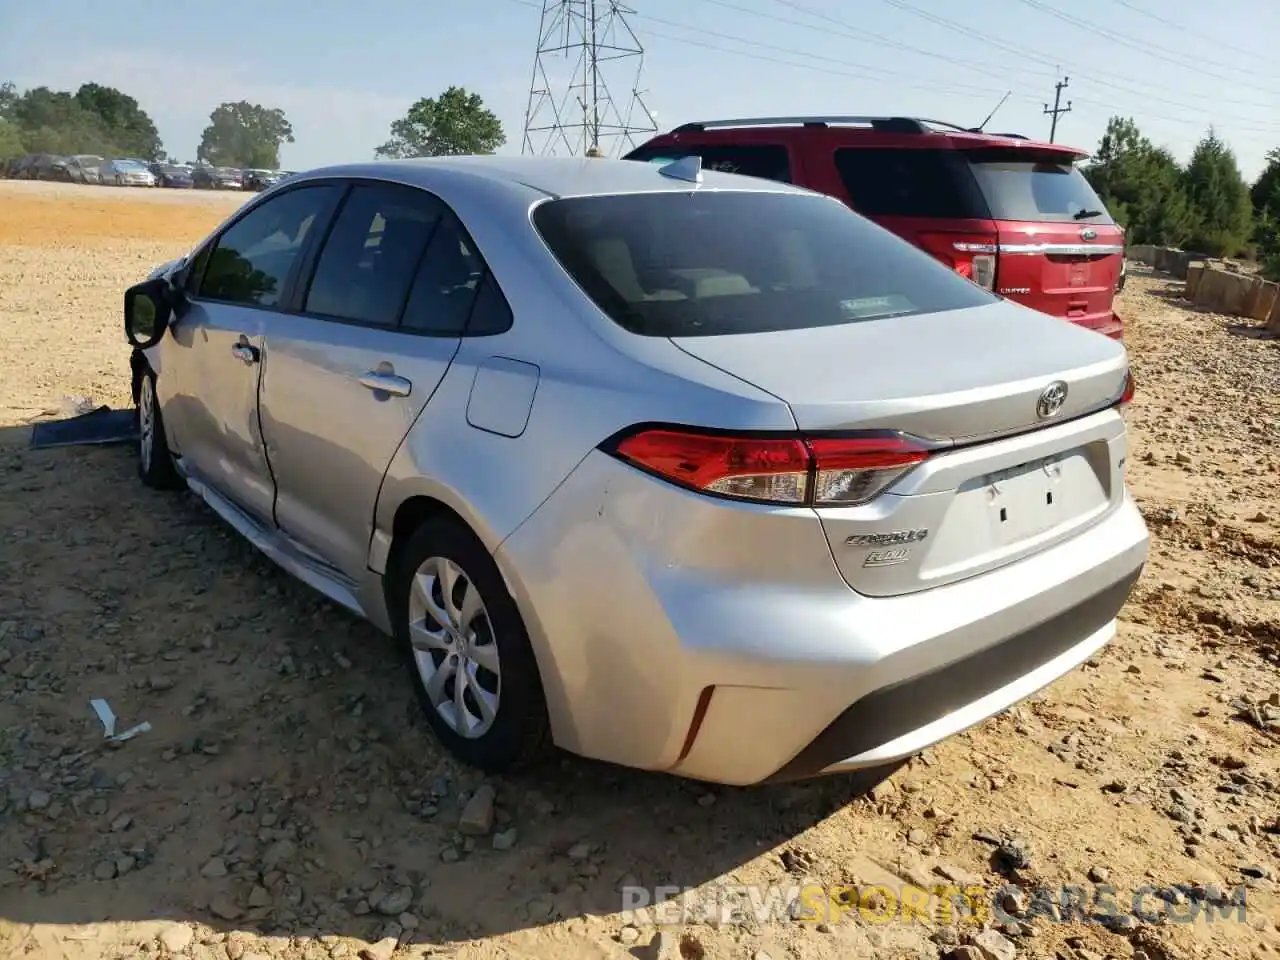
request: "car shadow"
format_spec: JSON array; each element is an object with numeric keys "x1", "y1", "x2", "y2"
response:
[{"x1": 0, "y1": 426, "x2": 901, "y2": 951}]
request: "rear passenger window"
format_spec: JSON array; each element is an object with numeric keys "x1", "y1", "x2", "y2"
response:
[
  {"x1": 305, "y1": 184, "x2": 443, "y2": 327},
  {"x1": 464, "y1": 271, "x2": 514, "y2": 336},
  {"x1": 833, "y1": 148, "x2": 988, "y2": 219},
  {"x1": 401, "y1": 216, "x2": 487, "y2": 336},
  {"x1": 625, "y1": 144, "x2": 792, "y2": 183}
]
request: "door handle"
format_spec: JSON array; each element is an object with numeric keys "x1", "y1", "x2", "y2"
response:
[
  {"x1": 231, "y1": 343, "x2": 260, "y2": 364},
  {"x1": 358, "y1": 372, "x2": 412, "y2": 397}
]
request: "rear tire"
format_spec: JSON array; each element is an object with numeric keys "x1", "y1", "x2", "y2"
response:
[
  {"x1": 136, "y1": 367, "x2": 183, "y2": 490},
  {"x1": 389, "y1": 516, "x2": 552, "y2": 773}
]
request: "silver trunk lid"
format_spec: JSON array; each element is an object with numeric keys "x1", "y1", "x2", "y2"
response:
[
  {"x1": 670, "y1": 299, "x2": 1127, "y2": 441},
  {"x1": 671, "y1": 299, "x2": 1130, "y2": 596}
]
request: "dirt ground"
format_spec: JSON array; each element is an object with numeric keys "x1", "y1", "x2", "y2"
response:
[{"x1": 0, "y1": 180, "x2": 1276, "y2": 960}]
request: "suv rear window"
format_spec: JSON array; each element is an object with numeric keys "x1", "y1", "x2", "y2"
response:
[
  {"x1": 965, "y1": 148, "x2": 1114, "y2": 224},
  {"x1": 624, "y1": 143, "x2": 792, "y2": 183},
  {"x1": 532, "y1": 191, "x2": 996, "y2": 337},
  {"x1": 833, "y1": 148, "x2": 989, "y2": 219}
]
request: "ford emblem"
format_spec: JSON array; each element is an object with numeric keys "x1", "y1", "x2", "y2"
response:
[{"x1": 1080, "y1": 228, "x2": 1097, "y2": 241}]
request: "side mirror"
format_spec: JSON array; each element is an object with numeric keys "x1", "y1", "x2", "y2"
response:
[{"x1": 123, "y1": 277, "x2": 172, "y2": 349}]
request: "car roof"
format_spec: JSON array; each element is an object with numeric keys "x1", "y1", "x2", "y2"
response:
[
  {"x1": 291, "y1": 155, "x2": 821, "y2": 200},
  {"x1": 643, "y1": 118, "x2": 1088, "y2": 159}
]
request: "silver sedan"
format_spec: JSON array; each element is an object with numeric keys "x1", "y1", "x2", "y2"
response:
[{"x1": 122, "y1": 156, "x2": 1148, "y2": 785}]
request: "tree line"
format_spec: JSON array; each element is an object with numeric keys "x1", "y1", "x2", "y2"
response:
[
  {"x1": 0, "y1": 80, "x2": 504, "y2": 172},
  {"x1": 1076, "y1": 117, "x2": 1279, "y2": 277},
  {"x1": 0, "y1": 82, "x2": 299, "y2": 169}
]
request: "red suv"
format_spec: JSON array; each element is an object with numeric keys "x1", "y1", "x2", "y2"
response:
[{"x1": 624, "y1": 116, "x2": 1125, "y2": 339}]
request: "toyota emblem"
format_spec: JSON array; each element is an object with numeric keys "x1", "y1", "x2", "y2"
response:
[
  {"x1": 1080, "y1": 228, "x2": 1097, "y2": 241},
  {"x1": 1037, "y1": 381, "x2": 1069, "y2": 419}
]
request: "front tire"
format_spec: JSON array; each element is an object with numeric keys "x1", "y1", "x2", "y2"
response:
[
  {"x1": 390, "y1": 517, "x2": 551, "y2": 773},
  {"x1": 136, "y1": 367, "x2": 183, "y2": 490}
]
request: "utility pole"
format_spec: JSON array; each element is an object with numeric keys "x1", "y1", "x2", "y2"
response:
[{"x1": 1043, "y1": 76, "x2": 1071, "y2": 143}]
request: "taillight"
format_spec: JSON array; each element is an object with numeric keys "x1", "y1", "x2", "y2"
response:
[
  {"x1": 917, "y1": 232, "x2": 998, "y2": 291},
  {"x1": 1119, "y1": 371, "x2": 1135, "y2": 407},
  {"x1": 607, "y1": 427, "x2": 933, "y2": 507}
]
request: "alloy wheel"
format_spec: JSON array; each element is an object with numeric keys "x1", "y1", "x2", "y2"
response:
[
  {"x1": 138, "y1": 377, "x2": 155, "y2": 469},
  {"x1": 407, "y1": 556, "x2": 501, "y2": 738}
]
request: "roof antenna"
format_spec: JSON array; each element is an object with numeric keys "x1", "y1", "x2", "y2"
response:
[
  {"x1": 658, "y1": 155, "x2": 703, "y2": 185},
  {"x1": 971, "y1": 91, "x2": 1011, "y2": 133}
]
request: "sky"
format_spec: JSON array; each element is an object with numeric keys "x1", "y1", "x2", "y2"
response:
[{"x1": 2, "y1": 0, "x2": 1277, "y2": 178}]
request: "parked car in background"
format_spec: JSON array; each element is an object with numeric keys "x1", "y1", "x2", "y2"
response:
[
  {"x1": 150, "y1": 162, "x2": 195, "y2": 188},
  {"x1": 193, "y1": 165, "x2": 243, "y2": 189},
  {"x1": 626, "y1": 116, "x2": 1126, "y2": 340},
  {"x1": 17, "y1": 154, "x2": 73, "y2": 181},
  {"x1": 104, "y1": 158, "x2": 157, "y2": 187},
  {"x1": 67, "y1": 155, "x2": 107, "y2": 185},
  {"x1": 122, "y1": 156, "x2": 1146, "y2": 785},
  {"x1": 242, "y1": 168, "x2": 284, "y2": 191}
]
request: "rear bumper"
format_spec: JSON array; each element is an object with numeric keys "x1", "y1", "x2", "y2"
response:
[
  {"x1": 1075, "y1": 311, "x2": 1123, "y2": 340},
  {"x1": 761, "y1": 565, "x2": 1137, "y2": 781},
  {"x1": 496, "y1": 450, "x2": 1150, "y2": 786}
]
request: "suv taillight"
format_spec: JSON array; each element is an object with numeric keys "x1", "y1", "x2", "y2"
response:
[
  {"x1": 604, "y1": 427, "x2": 934, "y2": 507},
  {"x1": 917, "y1": 232, "x2": 998, "y2": 291}
]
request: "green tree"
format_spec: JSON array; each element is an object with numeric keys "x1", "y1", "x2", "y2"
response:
[
  {"x1": 0, "y1": 82, "x2": 17, "y2": 120},
  {"x1": 0, "y1": 82, "x2": 154, "y2": 157},
  {"x1": 1082, "y1": 117, "x2": 1195, "y2": 247},
  {"x1": 375, "y1": 86, "x2": 504, "y2": 159},
  {"x1": 0, "y1": 117, "x2": 24, "y2": 159},
  {"x1": 198, "y1": 101, "x2": 294, "y2": 168},
  {"x1": 1252, "y1": 148, "x2": 1280, "y2": 214},
  {"x1": 1182, "y1": 128, "x2": 1252, "y2": 257},
  {"x1": 73, "y1": 83, "x2": 162, "y2": 159},
  {"x1": 1251, "y1": 148, "x2": 1280, "y2": 278}
]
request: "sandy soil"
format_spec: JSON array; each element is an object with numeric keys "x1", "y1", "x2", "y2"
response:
[{"x1": 0, "y1": 180, "x2": 1276, "y2": 960}]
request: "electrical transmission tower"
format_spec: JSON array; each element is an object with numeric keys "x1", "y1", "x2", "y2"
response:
[
  {"x1": 1043, "y1": 75, "x2": 1071, "y2": 143},
  {"x1": 522, "y1": 0, "x2": 657, "y2": 158}
]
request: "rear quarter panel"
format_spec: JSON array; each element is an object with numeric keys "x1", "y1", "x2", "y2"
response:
[{"x1": 368, "y1": 175, "x2": 797, "y2": 562}]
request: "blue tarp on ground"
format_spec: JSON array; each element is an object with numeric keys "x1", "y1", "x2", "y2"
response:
[{"x1": 29, "y1": 406, "x2": 137, "y2": 450}]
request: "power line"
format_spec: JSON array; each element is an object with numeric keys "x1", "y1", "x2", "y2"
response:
[
  {"x1": 871, "y1": 0, "x2": 1280, "y2": 117},
  {"x1": 1012, "y1": 0, "x2": 1280, "y2": 93},
  {"x1": 500, "y1": 0, "x2": 1280, "y2": 145},
  {"x1": 1043, "y1": 75, "x2": 1071, "y2": 143},
  {"x1": 1109, "y1": 0, "x2": 1275, "y2": 64},
  {"x1": 640, "y1": 21, "x2": 1280, "y2": 142},
  {"x1": 637, "y1": 12, "x2": 1031, "y2": 100}
]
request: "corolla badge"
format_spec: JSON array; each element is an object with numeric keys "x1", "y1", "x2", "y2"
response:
[
  {"x1": 845, "y1": 529, "x2": 929, "y2": 547},
  {"x1": 1036, "y1": 380, "x2": 1069, "y2": 419},
  {"x1": 1080, "y1": 228, "x2": 1098, "y2": 241}
]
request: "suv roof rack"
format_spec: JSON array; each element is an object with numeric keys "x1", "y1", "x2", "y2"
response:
[{"x1": 670, "y1": 115, "x2": 1032, "y2": 139}]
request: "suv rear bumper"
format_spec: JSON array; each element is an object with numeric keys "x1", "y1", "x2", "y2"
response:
[{"x1": 1073, "y1": 311, "x2": 1123, "y2": 340}]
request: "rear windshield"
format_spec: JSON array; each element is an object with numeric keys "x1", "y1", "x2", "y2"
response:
[
  {"x1": 833, "y1": 148, "x2": 989, "y2": 219},
  {"x1": 966, "y1": 148, "x2": 1114, "y2": 224},
  {"x1": 531, "y1": 191, "x2": 996, "y2": 337},
  {"x1": 624, "y1": 143, "x2": 792, "y2": 183},
  {"x1": 832, "y1": 146, "x2": 1113, "y2": 225}
]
